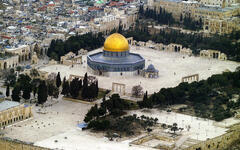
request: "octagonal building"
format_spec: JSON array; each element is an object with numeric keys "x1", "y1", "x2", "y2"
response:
[{"x1": 87, "y1": 33, "x2": 145, "y2": 76}]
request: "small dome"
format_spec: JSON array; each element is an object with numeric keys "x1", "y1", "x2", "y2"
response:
[
  {"x1": 146, "y1": 64, "x2": 158, "y2": 72},
  {"x1": 103, "y1": 33, "x2": 129, "y2": 52}
]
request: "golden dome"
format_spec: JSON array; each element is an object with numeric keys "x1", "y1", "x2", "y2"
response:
[{"x1": 103, "y1": 33, "x2": 129, "y2": 52}]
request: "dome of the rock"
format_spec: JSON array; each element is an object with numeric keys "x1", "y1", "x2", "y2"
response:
[{"x1": 103, "y1": 33, "x2": 129, "y2": 52}]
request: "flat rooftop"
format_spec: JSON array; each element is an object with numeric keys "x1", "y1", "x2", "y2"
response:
[{"x1": 0, "y1": 100, "x2": 20, "y2": 112}]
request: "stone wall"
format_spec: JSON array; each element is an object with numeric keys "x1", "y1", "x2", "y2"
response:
[
  {"x1": 185, "y1": 125, "x2": 240, "y2": 150},
  {"x1": 0, "y1": 137, "x2": 50, "y2": 150}
]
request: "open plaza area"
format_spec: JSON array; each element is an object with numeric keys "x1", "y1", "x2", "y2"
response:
[
  {"x1": 2, "y1": 45, "x2": 240, "y2": 149},
  {"x1": 2, "y1": 97, "x2": 240, "y2": 150},
  {"x1": 40, "y1": 46, "x2": 239, "y2": 94}
]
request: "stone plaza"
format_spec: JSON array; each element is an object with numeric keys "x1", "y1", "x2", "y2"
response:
[{"x1": 40, "y1": 46, "x2": 239, "y2": 94}]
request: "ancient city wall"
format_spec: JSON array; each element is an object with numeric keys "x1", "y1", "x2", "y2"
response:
[
  {"x1": 0, "y1": 137, "x2": 50, "y2": 150},
  {"x1": 185, "y1": 124, "x2": 240, "y2": 150}
]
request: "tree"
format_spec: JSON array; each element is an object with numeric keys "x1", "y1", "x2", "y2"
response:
[
  {"x1": 56, "y1": 72, "x2": 61, "y2": 87},
  {"x1": 61, "y1": 77, "x2": 70, "y2": 96},
  {"x1": 6, "y1": 84, "x2": 9, "y2": 97},
  {"x1": 171, "y1": 123, "x2": 178, "y2": 134},
  {"x1": 84, "y1": 104, "x2": 99, "y2": 122},
  {"x1": 3, "y1": 69, "x2": 16, "y2": 87},
  {"x1": 48, "y1": 83, "x2": 59, "y2": 99},
  {"x1": 70, "y1": 78, "x2": 80, "y2": 98},
  {"x1": 131, "y1": 85, "x2": 143, "y2": 97},
  {"x1": 12, "y1": 85, "x2": 21, "y2": 102},
  {"x1": 16, "y1": 66, "x2": 22, "y2": 72},
  {"x1": 37, "y1": 81, "x2": 48, "y2": 104},
  {"x1": 95, "y1": 81, "x2": 98, "y2": 98},
  {"x1": 81, "y1": 73, "x2": 89, "y2": 99},
  {"x1": 180, "y1": 13, "x2": 183, "y2": 22},
  {"x1": 22, "y1": 83, "x2": 32, "y2": 100},
  {"x1": 30, "y1": 68, "x2": 39, "y2": 78},
  {"x1": 31, "y1": 78, "x2": 41, "y2": 98},
  {"x1": 48, "y1": 83, "x2": 54, "y2": 99}
]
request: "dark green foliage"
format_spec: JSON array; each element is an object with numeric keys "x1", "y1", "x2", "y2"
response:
[
  {"x1": 81, "y1": 73, "x2": 98, "y2": 100},
  {"x1": 17, "y1": 74, "x2": 32, "y2": 100},
  {"x1": 47, "y1": 32, "x2": 105, "y2": 60},
  {"x1": 137, "y1": 70, "x2": 240, "y2": 121},
  {"x1": 48, "y1": 83, "x2": 59, "y2": 99},
  {"x1": 31, "y1": 78, "x2": 41, "y2": 98},
  {"x1": 37, "y1": 81, "x2": 48, "y2": 104},
  {"x1": 66, "y1": 73, "x2": 98, "y2": 100},
  {"x1": 102, "y1": 94, "x2": 130, "y2": 116},
  {"x1": 17, "y1": 74, "x2": 31, "y2": 90},
  {"x1": 182, "y1": 15, "x2": 202, "y2": 30},
  {"x1": 84, "y1": 104, "x2": 99, "y2": 123},
  {"x1": 11, "y1": 85, "x2": 21, "y2": 102},
  {"x1": 139, "y1": 6, "x2": 202, "y2": 30},
  {"x1": 4, "y1": 68, "x2": 16, "y2": 87},
  {"x1": 70, "y1": 78, "x2": 81, "y2": 98},
  {"x1": 61, "y1": 77, "x2": 70, "y2": 96},
  {"x1": 84, "y1": 94, "x2": 130, "y2": 123},
  {"x1": 81, "y1": 73, "x2": 88, "y2": 99},
  {"x1": 139, "y1": 6, "x2": 175, "y2": 25},
  {"x1": 138, "y1": 91, "x2": 153, "y2": 108},
  {"x1": 87, "y1": 114, "x2": 158, "y2": 136},
  {"x1": 56, "y1": 72, "x2": 61, "y2": 88},
  {"x1": 88, "y1": 119, "x2": 110, "y2": 130},
  {"x1": 6, "y1": 84, "x2": 9, "y2": 97},
  {"x1": 171, "y1": 123, "x2": 179, "y2": 134},
  {"x1": 22, "y1": 82, "x2": 32, "y2": 100},
  {"x1": 123, "y1": 24, "x2": 240, "y2": 61}
]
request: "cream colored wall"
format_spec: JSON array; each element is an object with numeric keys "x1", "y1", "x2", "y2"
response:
[
  {"x1": 185, "y1": 125, "x2": 240, "y2": 150},
  {"x1": 0, "y1": 137, "x2": 50, "y2": 150},
  {"x1": 0, "y1": 55, "x2": 19, "y2": 70},
  {"x1": 0, "y1": 105, "x2": 33, "y2": 128}
]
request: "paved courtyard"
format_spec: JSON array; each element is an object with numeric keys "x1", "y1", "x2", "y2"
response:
[
  {"x1": 3, "y1": 98, "x2": 240, "y2": 150},
  {"x1": 3, "y1": 47, "x2": 240, "y2": 150},
  {"x1": 3, "y1": 96, "x2": 92, "y2": 143},
  {"x1": 40, "y1": 46, "x2": 239, "y2": 94}
]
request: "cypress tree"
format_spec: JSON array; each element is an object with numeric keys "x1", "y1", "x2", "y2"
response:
[
  {"x1": 38, "y1": 81, "x2": 48, "y2": 104},
  {"x1": 61, "y1": 77, "x2": 70, "y2": 96},
  {"x1": 48, "y1": 83, "x2": 55, "y2": 99},
  {"x1": 22, "y1": 83, "x2": 32, "y2": 100},
  {"x1": 33, "y1": 87, "x2": 37, "y2": 98},
  {"x1": 6, "y1": 84, "x2": 9, "y2": 97},
  {"x1": 70, "y1": 78, "x2": 80, "y2": 98},
  {"x1": 82, "y1": 73, "x2": 88, "y2": 99},
  {"x1": 12, "y1": 85, "x2": 21, "y2": 102},
  {"x1": 56, "y1": 72, "x2": 61, "y2": 87},
  {"x1": 95, "y1": 81, "x2": 99, "y2": 98},
  {"x1": 79, "y1": 79, "x2": 82, "y2": 89}
]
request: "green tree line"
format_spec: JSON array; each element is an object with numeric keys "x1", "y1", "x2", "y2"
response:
[
  {"x1": 47, "y1": 32, "x2": 105, "y2": 60},
  {"x1": 123, "y1": 25, "x2": 240, "y2": 61},
  {"x1": 138, "y1": 70, "x2": 240, "y2": 121}
]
